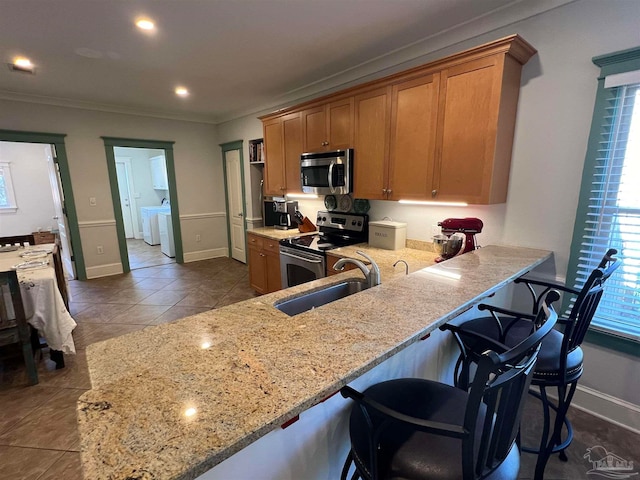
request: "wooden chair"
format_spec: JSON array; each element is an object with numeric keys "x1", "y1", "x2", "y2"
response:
[
  {"x1": 0, "y1": 270, "x2": 39, "y2": 385},
  {"x1": 339, "y1": 292, "x2": 559, "y2": 480}
]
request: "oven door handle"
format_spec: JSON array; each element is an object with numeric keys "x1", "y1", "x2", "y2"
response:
[{"x1": 280, "y1": 251, "x2": 324, "y2": 264}]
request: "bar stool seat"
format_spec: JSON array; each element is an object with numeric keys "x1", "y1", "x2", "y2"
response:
[{"x1": 347, "y1": 379, "x2": 519, "y2": 480}]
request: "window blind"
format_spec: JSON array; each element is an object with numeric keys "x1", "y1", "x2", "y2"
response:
[{"x1": 572, "y1": 83, "x2": 640, "y2": 341}]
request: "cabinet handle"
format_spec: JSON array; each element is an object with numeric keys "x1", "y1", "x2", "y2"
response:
[
  {"x1": 260, "y1": 253, "x2": 266, "y2": 257},
  {"x1": 387, "y1": 189, "x2": 392, "y2": 195},
  {"x1": 431, "y1": 189, "x2": 437, "y2": 197},
  {"x1": 382, "y1": 188, "x2": 387, "y2": 194}
]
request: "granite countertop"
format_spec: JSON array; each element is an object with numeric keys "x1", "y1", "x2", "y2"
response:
[
  {"x1": 247, "y1": 226, "x2": 316, "y2": 240},
  {"x1": 77, "y1": 245, "x2": 552, "y2": 480}
]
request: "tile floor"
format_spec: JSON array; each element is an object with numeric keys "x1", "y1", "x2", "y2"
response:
[
  {"x1": 0, "y1": 254, "x2": 257, "y2": 480},
  {"x1": 1, "y1": 248, "x2": 638, "y2": 479},
  {"x1": 126, "y1": 238, "x2": 174, "y2": 270}
]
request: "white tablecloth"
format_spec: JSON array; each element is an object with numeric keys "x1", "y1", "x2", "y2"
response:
[{"x1": 0, "y1": 244, "x2": 76, "y2": 354}]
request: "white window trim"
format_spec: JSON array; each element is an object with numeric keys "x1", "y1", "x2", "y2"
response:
[{"x1": 0, "y1": 161, "x2": 18, "y2": 213}]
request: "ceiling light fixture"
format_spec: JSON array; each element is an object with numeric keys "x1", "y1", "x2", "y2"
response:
[
  {"x1": 135, "y1": 18, "x2": 155, "y2": 31},
  {"x1": 9, "y1": 57, "x2": 35, "y2": 74},
  {"x1": 175, "y1": 87, "x2": 189, "y2": 97}
]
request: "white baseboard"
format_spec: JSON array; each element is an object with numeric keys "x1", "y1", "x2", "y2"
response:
[
  {"x1": 570, "y1": 384, "x2": 640, "y2": 435},
  {"x1": 86, "y1": 262, "x2": 123, "y2": 279},
  {"x1": 183, "y1": 248, "x2": 228, "y2": 263}
]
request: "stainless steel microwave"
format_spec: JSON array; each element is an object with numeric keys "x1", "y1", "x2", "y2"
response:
[{"x1": 300, "y1": 149, "x2": 353, "y2": 195}]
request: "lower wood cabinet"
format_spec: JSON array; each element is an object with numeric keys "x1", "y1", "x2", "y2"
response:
[
  {"x1": 248, "y1": 233, "x2": 281, "y2": 294},
  {"x1": 326, "y1": 253, "x2": 359, "y2": 276}
]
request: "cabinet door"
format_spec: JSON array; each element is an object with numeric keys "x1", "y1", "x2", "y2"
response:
[
  {"x1": 302, "y1": 106, "x2": 326, "y2": 153},
  {"x1": 248, "y1": 246, "x2": 267, "y2": 294},
  {"x1": 434, "y1": 56, "x2": 502, "y2": 203},
  {"x1": 327, "y1": 98, "x2": 354, "y2": 150},
  {"x1": 283, "y1": 112, "x2": 303, "y2": 194},
  {"x1": 150, "y1": 156, "x2": 168, "y2": 190},
  {"x1": 263, "y1": 117, "x2": 286, "y2": 196},
  {"x1": 388, "y1": 74, "x2": 439, "y2": 201},
  {"x1": 265, "y1": 251, "x2": 282, "y2": 293},
  {"x1": 353, "y1": 87, "x2": 391, "y2": 200}
]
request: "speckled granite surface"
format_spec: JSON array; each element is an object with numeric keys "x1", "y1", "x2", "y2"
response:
[
  {"x1": 247, "y1": 226, "x2": 316, "y2": 240},
  {"x1": 78, "y1": 245, "x2": 552, "y2": 480}
]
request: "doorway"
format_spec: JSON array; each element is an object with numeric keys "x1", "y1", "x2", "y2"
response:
[
  {"x1": 0, "y1": 130, "x2": 85, "y2": 279},
  {"x1": 102, "y1": 137, "x2": 183, "y2": 273},
  {"x1": 221, "y1": 141, "x2": 247, "y2": 263}
]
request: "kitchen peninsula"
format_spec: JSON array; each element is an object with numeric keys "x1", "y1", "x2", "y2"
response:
[{"x1": 77, "y1": 245, "x2": 552, "y2": 479}]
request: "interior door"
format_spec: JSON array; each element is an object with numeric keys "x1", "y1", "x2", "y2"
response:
[
  {"x1": 46, "y1": 146, "x2": 75, "y2": 279},
  {"x1": 116, "y1": 161, "x2": 134, "y2": 238},
  {"x1": 224, "y1": 149, "x2": 247, "y2": 263}
]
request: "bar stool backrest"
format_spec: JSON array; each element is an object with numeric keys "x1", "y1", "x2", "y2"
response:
[
  {"x1": 464, "y1": 293, "x2": 558, "y2": 478},
  {"x1": 563, "y1": 249, "x2": 621, "y2": 354}
]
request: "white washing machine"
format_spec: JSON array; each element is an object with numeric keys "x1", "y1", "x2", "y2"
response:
[
  {"x1": 141, "y1": 206, "x2": 170, "y2": 245},
  {"x1": 158, "y1": 212, "x2": 175, "y2": 257}
]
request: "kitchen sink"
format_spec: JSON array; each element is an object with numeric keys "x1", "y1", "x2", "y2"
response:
[{"x1": 274, "y1": 279, "x2": 369, "y2": 316}]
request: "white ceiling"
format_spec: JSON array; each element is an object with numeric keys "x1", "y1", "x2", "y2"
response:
[{"x1": 0, "y1": 0, "x2": 559, "y2": 124}]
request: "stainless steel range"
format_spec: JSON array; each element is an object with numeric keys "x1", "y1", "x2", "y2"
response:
[{"x1": 279, "y1": 211, "x2": 368, "y2": 288}]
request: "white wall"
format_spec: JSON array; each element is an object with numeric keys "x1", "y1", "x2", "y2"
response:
[
  {"x1": 0, "y1": 101, "x2": 225, "y2": 277},
  {"x1": 0, "y1": 141, "x2": 56, "y2": 236},
  {"x1": 217, "y1": 0, "x2": 640, "y2": 417}
]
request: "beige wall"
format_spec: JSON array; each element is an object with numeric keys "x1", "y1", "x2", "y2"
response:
[{"x1": 0, "y1": 101, "x2": 224, "y2": 277}]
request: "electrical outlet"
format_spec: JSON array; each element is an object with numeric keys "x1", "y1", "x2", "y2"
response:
[
  {"x1": 89, "y1": 197, "x2": 97, "y2": 206},
  {"x1": 196, "y1": 234, "x2": 201, "y2": 242},
  {"x1": 97, "y1": 245, "x2": 104, "y2": 254}
]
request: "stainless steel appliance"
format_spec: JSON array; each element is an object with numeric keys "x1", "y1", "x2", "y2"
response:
[
  {"x1": 300, "y1": 149, "x2": 353, "y2": 195},
  {"x1": 274, "y1": 200, "x2": 298, "y2": 230},
  {"x1": 279, "y1": 210, "x2": 368, "y2": 288}
]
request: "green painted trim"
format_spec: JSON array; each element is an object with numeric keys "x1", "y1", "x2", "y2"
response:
[
  {"x1": 164, "y1": 148, "x2": 184, "y2": 263},
  {"x1": 102, "y1": 138, "x2": 184, "y2": 270},
  {"x1": 593, "y1": 46, "x2": 640, "y2": 76},
  {"x1": 103, "y1": 145, "x2": 131, "y2": 272},
  {"x1": 220, "y1": 140, "x2": 247, "y2": 262},
  {"x1": 0, "y1": 129, "x2": 87, "y2": 280},
  {"x1": 0, "y1": 129, "x2": 67, "y2": 144},
  {"x1": 53, "y1": 142, "x2": 87, "y2": 281},
  {"x1": 567, "y1": 48, "x2": 640, "y2": 338},
  {"x1": 101, "y1": 137, "x2": 175, "y2": 149},
  {"x1": 585, "y1": 330, "x2": 640, "y2": 358}
]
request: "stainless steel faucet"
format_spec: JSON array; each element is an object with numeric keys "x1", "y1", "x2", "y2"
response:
[
  {"x1": 333, "y1": 251, "x2": 381, "y2": 288},
  {"x1": 393, "y1": 259, "x2": 409, "y2": 275}
]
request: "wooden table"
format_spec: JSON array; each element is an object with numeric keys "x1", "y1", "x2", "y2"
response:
[{"x1": 0, "y1": 244, "x2": 76, "y2": 366}]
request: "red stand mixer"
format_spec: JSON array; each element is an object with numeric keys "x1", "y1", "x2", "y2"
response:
[{"x1": 433, "y1": 217, "x2": 483, "y2": 262}]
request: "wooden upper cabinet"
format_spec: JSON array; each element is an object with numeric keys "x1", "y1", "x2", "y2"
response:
[
  {"x1": 260, "y1": 35, "x2": 536, "y2": 204},
  {"x1": 263, "y1": 117, "x2": 285, "y2": 196},
  {"x1": 353, "y1": 87, "x2": 391, "y2": 200},
  {"x1": 263, "y1": 112, "x2": 303, "y2": 196},
  {"x1": 433, "y1": 54, "x2": 517, "y2": 204},
  {"x1": 302, "y1": 98, "x2": 354, "y2": 152},
  {"x1": 388, "y1": 73, "x2": 440, "y2": 201}
]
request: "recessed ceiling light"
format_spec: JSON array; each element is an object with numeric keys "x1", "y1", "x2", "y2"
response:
[
  {"x1": 136, "y1": 18, "x2": 155, "y2": 31},
  {"x1": 8, "y1": 57, "x2": 35, "y2": 74},
  {"x1": 175, "y1": 87, "x2": 189, "y2": 97}
]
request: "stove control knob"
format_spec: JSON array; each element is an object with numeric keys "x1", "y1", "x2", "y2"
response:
[
  {"x1": 352, "y1": 220, "x2": 356, "y2": 226},
  {"x1": 357, "y1": 221, "x2": 362, "y2": 226},
  {"x1": 323, "y1": 216, "x2": 327, "y2": 221}
]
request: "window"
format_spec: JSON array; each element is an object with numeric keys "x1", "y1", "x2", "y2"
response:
[
  {"x1": 0, "y1": 162, "x2": 17, "y2": 213},
  {"x1": 567, "y1": 47, "x2": 640, "y2": 343}
]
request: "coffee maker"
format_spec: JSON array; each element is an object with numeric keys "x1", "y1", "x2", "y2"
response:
[
  {"x1": 433, "y1": 217, "x2": 483, "y2": 262},
  {"x1": 274, "y1": 200, "x2": 298, "y2": 230}
]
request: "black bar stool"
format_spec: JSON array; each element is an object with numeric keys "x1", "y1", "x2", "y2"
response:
[
  {"x1": 441, "y1": 249, "x2": 620, "y2": 479},
  {"x1": 339, "y1": 292, "x2": 559, "y2": 480}
]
